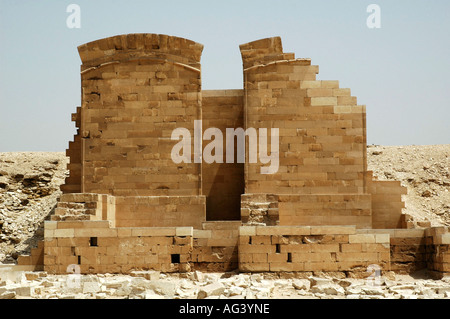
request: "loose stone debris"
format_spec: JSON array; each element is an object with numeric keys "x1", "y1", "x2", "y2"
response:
[{"x1": 0, "y1": 269, "x2": 449, "y2": 299}]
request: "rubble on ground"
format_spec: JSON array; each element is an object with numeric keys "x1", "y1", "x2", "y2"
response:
[{"x1": 0, "y1": 269, "x2": 449, "y2": 299}]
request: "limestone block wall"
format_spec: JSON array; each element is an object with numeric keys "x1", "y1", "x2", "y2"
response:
[
  {"x1": 356, "y1": 227, "x2": 450, "y2": 275},
  {"x1": 238, "y1": 225, "x2": 390, "y2": 272},
  {"x1": 277, "y1": 194, "x2": 372, "y2": 228},
  {"x1": 201, "y1": 90, "x2": 245, "y2": 221},
  {"x1": 358, "y1": 228, "x2": 427, "y2": 274},
  {"x1": 61, "y1": 107, "x2": 82, "y2": 194},
  {"x1": 53, "y1": 193, "x2": 116, "y2": 225},
  {"x1": 17, "y1": 241, "x2": 44, "y2": 270},
  {"x1": 366, "y1": 171, "x2": 407, "y2": 229},
  {"x1": 240, "y1": 37, "x2": 367, "y2": 197},
  {"x1": 65, "y1": 34, "x2": 204, "y2": 197},
  {"x1": 61, "y1": 34, "x2": 406, "y2": 230},
  {"x1": 36, "y1": 220, "x2": 450, "y2": 275},
  {"x1": 240, "y1": 193, "x2": 279, "y2": 226},
  {"x1": 240, "y1": 194, "x2": 371, "y2": 228},
  {"x1": 192, "y1": 221, "x2": 240, "y2": 271},
  {"x1": 426, "y1": 227, "x2": 450, "y2": 273},
  {"x1": 44, "y1": 220, "x2": 194, "y2": 274},
  {"x1": 43, "y1": 219, "x2": 241, "y2": 274},
  {"x1": 114, "y1": 195, "x2": 205, "y2": 229},
  {"x1": 390, "y1": 229, "x2": 427, "y2": 273},
  {"x1": 55, "y1": 193, "x2": 205, "y2": 229}
]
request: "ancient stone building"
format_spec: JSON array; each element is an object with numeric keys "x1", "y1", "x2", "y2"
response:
[{"x1": 19, "y1": 34, "x2": 449, "y2": 276}]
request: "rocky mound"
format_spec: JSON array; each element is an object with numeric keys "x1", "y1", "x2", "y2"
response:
[
  {"x1": 0, "y1": 152, "x2": 68, "y2": 262},
  {"x1": 367, "y1": 145, "x2": 449, "y2": 226}
]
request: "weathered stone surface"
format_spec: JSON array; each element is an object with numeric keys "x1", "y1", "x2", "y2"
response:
[
  {"x1": 311, "y1": 283, "x2": 345, "y2": 296},
  {"x1": 197, "y1": 282, "x2": 225, "y2": 299},
  {"x1": 146, "y1": 281, "x2": 176, "y2": 297},
  {"x1": 130, "y1": 271, "x2": 160, "y2": 281},
  {"x1": 292, "y1": 279, "x2": 311, "y2": 290},
  {"x1": 308, "y1": 276, "x2": 345, "y2": 295},
  {"x1": 0, "y1": 291, "x2": 16, "y2": 299},
  {"x1": 361, "y1": 286, "x2": 385, "y2": 296},
  {"x1": 24, "y1": 272, "x2": 39, "y2": 281},
  {"x1": 82, "y1": 281, "x2": 101, "y2": 294}
]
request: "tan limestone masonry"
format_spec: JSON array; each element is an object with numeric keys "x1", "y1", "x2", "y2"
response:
[{"x1": 18, "y1": 34, "x2": 449, "y2": 276}]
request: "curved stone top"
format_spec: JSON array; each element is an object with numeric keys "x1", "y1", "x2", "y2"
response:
[
  {"x1": 239, "y1": 36, "x2": 296, "y2": 70},
  {"x1": 77, "y1": 33, "x2": 204, "y2": 70},
  {"x1": 239, "y1": 37, "x2": 283, "y2": 54},
  {"x1": 239, "y1": 37, "x2": 283, "y2": 69}
]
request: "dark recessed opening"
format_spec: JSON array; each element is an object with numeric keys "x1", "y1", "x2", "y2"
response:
[
  {"x1": 276, "y1": 244, "x2": 281, "y2": 254},
  {"x1": 90, "y1": 237, "x2": 98, "y2": 247},
  {"x1": 249, "y1": 236, "x2": 252, "y2": 244},
  {"x1": 171, "y1": 254, "x2": 180, "y2": 264},
  {"x1": 287, "y1": 253, "x2": 292, "y2": 263},
  {"x1": 77, "y1": 256, "x2": 81, "y2": 265}
]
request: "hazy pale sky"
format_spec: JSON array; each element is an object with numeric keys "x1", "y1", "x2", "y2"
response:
[{"x1": 0, "y1": 0, "x2": 449, "y2": 152}]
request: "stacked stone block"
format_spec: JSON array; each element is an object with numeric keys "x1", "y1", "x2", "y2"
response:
[
  {"x1": 17, "y1": 241, "x2": 44, "y2": 271},
  {"x1": 240, "y1": 194, "x2": 279, "y2": 226},
  {"x1": 238, "y1": 37, "x2": 374, "y2": 231},
  {"x1": 355, "y1": 227, "x2": 450, "y2": 275},
  {"x1": 277, "y1": 194, "x2": 372, "y2": 228},
  {"x1": 61, "y1": 106, "x2": 82, "y2": 194},
  {"x1": 64, "y1": 34, "x2": 204, "y2": 197},
  {"x1": 114, "y1": 195, "x2": 205, "y2": 228},
  {"x1": 37, "y1": 220, "x2": 450, "y2": 275},
  {"x1": 192, "y1": 221, "x2": 240, "y2": 271},
  {"x1": 44, "y1": 220, "x2": 193, "y2": 274},
  {"x1": 238, "y1": 225, "x2": 390, "y2": 273},
  {"x1": 358, "y1": 228, "x2": 427, "y2": 274},
  {"x1": 426, "y1": 227, "x2": 450, "y2": 273},
  {"x1": 240, "y1": 38, "x2": 367, "y2": 197},
  {"x1": 389, "y1": 229, "x2": 427, "y2": 273},
  {"x1": 366, "y1": 171, "x2": 407, "y2": 229},
  {"x1": 53, "y1": 193, "x2": 115, "y2": 223}
]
